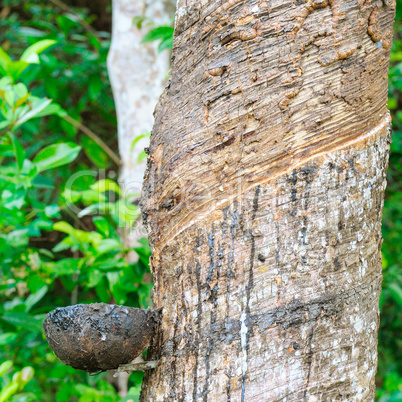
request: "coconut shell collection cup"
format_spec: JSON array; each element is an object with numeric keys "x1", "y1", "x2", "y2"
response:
[{"x1": 43, "y1": 303, "x2": 157, "y2": 373}]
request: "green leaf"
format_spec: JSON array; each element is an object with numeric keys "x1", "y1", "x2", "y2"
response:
[
  {"x1": 32, "y1": 175, "x2": 55, "y2": 189},
  {"x1": 130, "y1": 132, "x2": 150, "y2": 151},
  {"x1": 15, "y1": 98, "x2": 52, "y2": 126},
  {"x1": 20, "y1": 366, "x2": 34, "y2": 384},
  {"x1": 95, "y1": 278, "x2": 110, "y2": 303},
  {"x1": 45, "y1": 204, "x2": 60, "y2": 218},
  {"x1": 0, "y1": 382, "x2": 19, "y2": 402},
  {"x1": 0, "y1": 312, "x2": 44, "y2": 331},
  {"x1": 81, "y1": 136, "x2": 108, "y2": 168},
  {"x1": 91, "y1": 179, "x2": 122, "y2": 195},
  {"x1": 33, "y1": 142, "x2": 81, "y2": 172},
  {"x1": 388, "y1": 97, "x2": 398, "y2": 110},
  {"x1": 56, "y1": 15, "x2": 77, "y2": 36},
  {"x1": 5, "y1": 87, "x2": 15, "y2": 106},
  {"x1": 6, "y1": 60, "x2": 30, "y2": 81},
  {"x1": 62, "y1": 188, "x2": 82, "y2": 203},
  {"x1": 96, "y1": 239, "x2": 122, "y2": 254},
  {"x1": 141, "y1": 26, "x2": 174, "y2": 44},
  {"x1": 0, "y1": 333, "x2": 17, "y2": 345},
  {"x1": 15, "y1": 92, "x2": 30, "y2": 108},
  {"x1": 158, "y1": 36, "x2": 174, "y2": 53},
  {"x1": 53, "y1": 221, "x2": 75, "y2": 235},
  {"x1": 0, "y1": 76, "x2": 12, "y2": 88},
  {"x1": 14, "y1": 82, "x2": 28, "y2": 99},
  {"x1": 0, "y1": 47, "x2": 11, "y2": 72},
  {"x1": 88, "y1": 75, "x2": 103, "y2": 101},
  {"x1": 51, "y1": 258, "x2": 80, "y2": 276},
  {"x1": 93, "y1": 216, "x2": 113, "y2": 238},
  {"x1": 133, "y1": 15, "x2": 147, "y2": 29},
  {"x1": 6, "y1": 229, "x2": 29, "y2": 248},
  {"x1": 388, "y1": 283, "x2": 402, "y2": 307},
  {"x1": 35, "y1": 102, "x2": 66, "y2": 118},
  {"x1": 9, "y1": 134, "x2": 26, "y2": 171},
  {"x1": 25, "y1": 285, "x2": 48, "y2": 312},
  {"x1": 20, "y1": 40, "x2": 57, "y2": 63},
  {"x1": 88, "y1": 269, "x2": 103, "y2": 288},
  {"x1": 137, "y1": 150, "x2": 147, "y2": 162},
  {"x1": 0, "y1": 361, "x2": 13, "y2": 378},
  {"x1": 2, "y1": 188, "x2": 26, "y2": 209}
]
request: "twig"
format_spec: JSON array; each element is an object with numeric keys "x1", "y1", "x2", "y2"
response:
[
  {"x1": 114, "y1": 361, "x2": 159, "y2": 374},
  {"x1": 62, "y1": 115, "x2": 121, "y2": 166},
  {"x1": 62, "y1": 207, "x2": 89, "y2": 231}
]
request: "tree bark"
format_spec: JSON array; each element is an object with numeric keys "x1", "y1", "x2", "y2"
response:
[{"x1": 140, "y1": 1, "x2": 395, "y2": 400}]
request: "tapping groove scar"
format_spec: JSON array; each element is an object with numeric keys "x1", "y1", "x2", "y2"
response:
[{"x1": 158, "y1": 113, "x2": 391, "y2": 251}]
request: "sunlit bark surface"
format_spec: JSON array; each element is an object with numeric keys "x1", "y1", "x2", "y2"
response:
[{"x1": 140, "y1": 1, "x2": 395, "y2": 400}]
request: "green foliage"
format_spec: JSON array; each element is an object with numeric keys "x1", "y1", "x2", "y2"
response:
[
  {"x1": 141, "y1": 26, "x2": 174, "y2": 53},
  {"x1": 0, "y1": 3, "x2": 151, "y2": 400},
  {"x1": 0, "y1": 361, "x2": 35, "y2": 402}
]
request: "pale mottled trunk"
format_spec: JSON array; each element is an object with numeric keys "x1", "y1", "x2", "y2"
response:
[
  {"x1": 107, "y1": 0, "x2": 174, "y2": 243},
  {"x1": 141, "y1": 1, "x2": 395, "y2": 400},
  {"x1": 106, "y1": 0, "x2": 173, "y2": 395}
]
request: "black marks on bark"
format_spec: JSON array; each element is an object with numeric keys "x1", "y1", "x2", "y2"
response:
[
  {"x1": 275, "y1": 196, "x2": 280, "y2": 266},
  {"x1": 334, "y1": 256, "x2": 340, "y2": 271},
  {"x1": 254, "y1": 278, "x2": 377, "y2": 331},
  {"x1": 303, "y1": 325, "x2": 315, "y2": 402},
  {"x1": 228, "y1": 202, "x2": 238, "y2": 280},
  {"x1": 204, "y1": 225, "x2": 219, "y2": 401},
  {"x1": 246, "y1": 187, "x2": 260, "y2": 305},
  {"x1": 226, "y1": 366, "x2": 232, "y2": 401},
  {"x1": 203, "y1": 284, "x2": 218, "y2": 401},
  {"x1": 222, "y1": 206, "x2": 229, "y2": 238},
  {"x1": 194, "y1": 236, "x2": 201, "y2": 252},
  {"x1": 290, "y1": 169, "x2": 298, "y2": 216},
  {"x1": 346, "y1": 156, "x2": 356, "y2": 173},
  {"x1": 300, "y1": 165, "x2": 316, "y2": 211},
  {"x1": 241, "y1": 185, "x2": 261, "y2": 402},
  {"x1": 252, "y1": 185, "x2": 261, "y2": 220},
  {"x1": 302, "y1": 216, "x2": 308, "y2": 246},
  {"x1": 193, "y1": 262, "x2": 203, "y2": 401},
  {"x1": 207, "y1": 134, "x2": 236, "y2": 153},
  {"x1": 206, "y1": 226, "x2": 215, "y2": 293},
  {"x1": 223, "y1": 204, "x2": 237, "y2": 402},
  {"x1": 169, "y1": 309, "x2": 179, "y2": 400}
]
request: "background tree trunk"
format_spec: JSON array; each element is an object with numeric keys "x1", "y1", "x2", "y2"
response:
[
  {"x1": 141, "y1": 1, "x2": 395, "y2": 400},
  {"x1": 107, "y1": 0, "x2": 174, "y2": 396},
  {"x1": 107, "y1": 0, "x2": 174, "y2": 245}
]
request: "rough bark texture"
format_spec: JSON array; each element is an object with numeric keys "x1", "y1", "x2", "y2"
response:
[{"x1": 140, "y1": 1, "x2": 395, "y2": 400}]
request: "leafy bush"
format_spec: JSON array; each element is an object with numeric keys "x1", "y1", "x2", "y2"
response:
[
  {"x1": 0, "y1": 3, "x2": 151, "y2": 400},
  {"x1": 0, "y1": 360, "x2": 34, "y2": 402}
]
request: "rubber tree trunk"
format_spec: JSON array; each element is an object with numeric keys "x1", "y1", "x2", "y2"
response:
[
  {"x1": 107, "y1": 0, "x2": 174, "y2": 244},
  {"x1": 141, "y1": 1, "x2": 395, "y2": 400}
]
